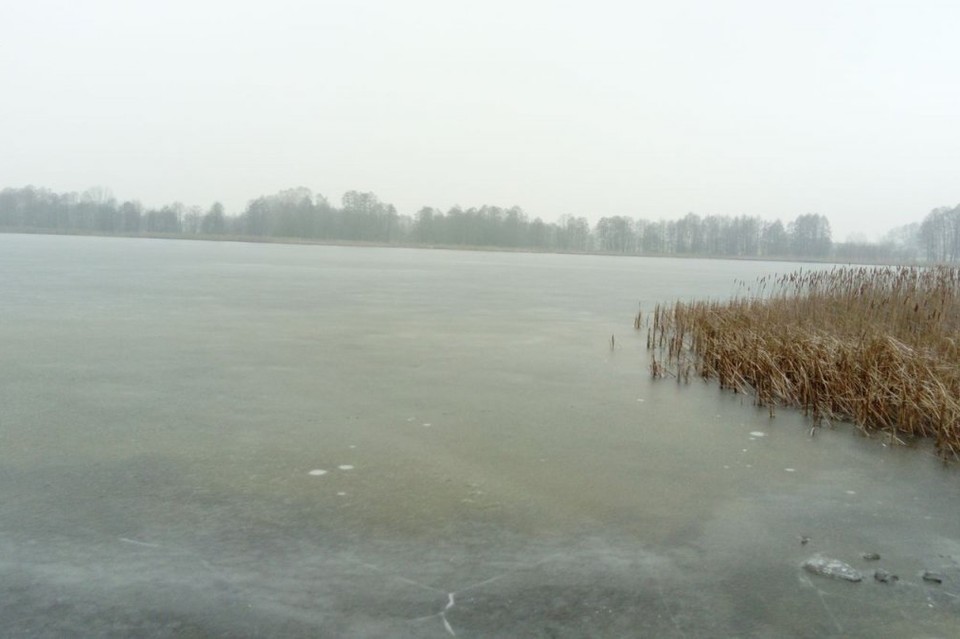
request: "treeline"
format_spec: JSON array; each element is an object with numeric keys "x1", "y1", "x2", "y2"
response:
[
  {"x1": 0, "y1": 185, "x2": 951, "y2": 262},
  {"x1": 918, "y1": 204, "x2": 960, "y2": 263}
]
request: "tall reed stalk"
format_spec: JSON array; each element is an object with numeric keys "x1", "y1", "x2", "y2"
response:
[{"x1": 644, "y1": 266, "x2": 960, "y2": 459}]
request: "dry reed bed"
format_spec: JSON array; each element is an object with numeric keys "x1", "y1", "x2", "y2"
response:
[{"x1": 644, "y1": 266, "x2": 960, "y2": 459}]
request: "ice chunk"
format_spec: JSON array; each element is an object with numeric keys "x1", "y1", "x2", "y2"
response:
[{"x1": 802, "y1": 555, "x2": 863, "y2": 582}]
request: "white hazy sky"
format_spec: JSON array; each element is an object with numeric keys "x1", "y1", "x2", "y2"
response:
[{"x1": 2, "y1": 0, "x2": 959, "y2": 240}]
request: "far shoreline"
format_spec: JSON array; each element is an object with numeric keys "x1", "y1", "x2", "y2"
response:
[{"x1": 0, "y1": 227, "x2": 916, "y2": 267}]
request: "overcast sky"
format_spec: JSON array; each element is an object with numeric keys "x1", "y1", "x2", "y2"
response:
[{"x1": 2, "y1": 0, "x2": 958, "y2": 240}]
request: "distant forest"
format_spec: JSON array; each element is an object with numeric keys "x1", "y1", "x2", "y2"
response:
[{"x1": 0, "y1": 185, "x2": 953, "y2": 263}]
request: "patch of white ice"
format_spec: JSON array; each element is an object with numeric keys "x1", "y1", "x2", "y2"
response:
[
  {"x1": 308, "y1": 469, "x2": 327, "y2": 476},
  {"x1": 119, "y1": 537, "x2": 160, "y2": 548},
  {"x1": 338, "y1": 465, "x2": 354, "y2": 471}
]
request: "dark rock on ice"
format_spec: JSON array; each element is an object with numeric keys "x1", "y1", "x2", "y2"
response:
[
  {"x1": 921, "y1": 571, "x2": 944, "y2": 584},
  {"x1": 874, "y1": 569, "x2": 898, "y2": 583}
]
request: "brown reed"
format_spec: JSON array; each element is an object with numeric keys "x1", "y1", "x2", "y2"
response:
[{"x1": 644, "y1": 266, "x2": 960, "y2": 459}]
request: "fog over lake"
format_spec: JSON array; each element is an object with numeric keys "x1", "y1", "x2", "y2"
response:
[{"x1": 2, "y1": 234, "x2": 958, "y2": 637}]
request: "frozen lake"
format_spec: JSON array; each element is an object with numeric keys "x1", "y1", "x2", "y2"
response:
[{"x1": 1, "y1": 234, "x2": 958, "y2": 637}]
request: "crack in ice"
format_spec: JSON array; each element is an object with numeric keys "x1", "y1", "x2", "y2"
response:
[
  {"x1": 654, "y1": 572, "x2": 687, "y2": 639},
  {"x1": 441, "y1": 593, "x2": 457, "y2": 636},
  {"x1": 799, "y1": 574, "x2": 843, "y2": 634},
  {"x1": 359, "y1": 553, "x2": 566, "y2": 637}
]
